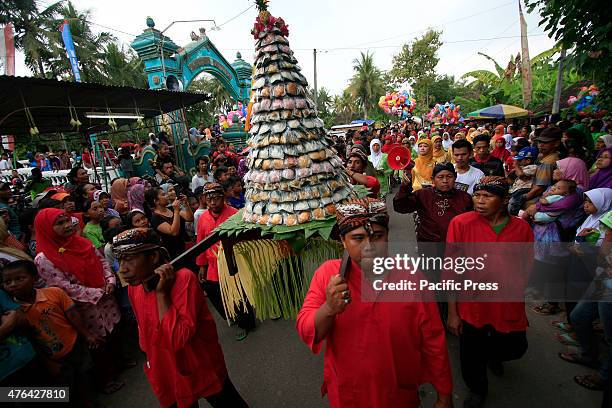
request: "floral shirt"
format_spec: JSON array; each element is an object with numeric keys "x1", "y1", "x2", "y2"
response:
[{"x1": 34, "y1": 251, "x2": 120, "y2": 338}]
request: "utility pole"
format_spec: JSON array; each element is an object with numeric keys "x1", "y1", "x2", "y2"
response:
[
  {"x1": 313, "y1": 48, "x2": 318, "y2": 113},
  {"x1": 552, "y1": 48, "x2": 566, "y2": 115}
]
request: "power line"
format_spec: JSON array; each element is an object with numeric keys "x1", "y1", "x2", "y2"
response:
[
  {"x1": 289, "y1": 33, "x2": 549, "y2": 52},
  {"x1": 218, "y1": 4, "x2": 255, "y2": 28},
  {"x1": 345, "y1": 0, "x2": 516, "y2": 49},
  {"x1": 213, "y1": 33, "x2": 549, "y2": 54}
]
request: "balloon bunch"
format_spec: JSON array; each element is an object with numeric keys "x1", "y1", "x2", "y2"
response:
[
  {"x1": 426, "y1": 102, "x2": 463, "y2": 124},
  {"x1": 567, "y1": 85, "x2": 606, "y2": 117},
  {"x1": 227, "y1": 102, "x2": 248, "y2": 124},
  {"x1": 378, "y1": 91, "x2": 416, "y2": 119}
]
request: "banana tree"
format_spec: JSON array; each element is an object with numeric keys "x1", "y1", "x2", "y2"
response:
[{"x1": 461, "y1": 45, "x2": 583, "y2": 110}]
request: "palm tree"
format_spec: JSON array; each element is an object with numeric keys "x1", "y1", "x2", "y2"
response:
[
  {"x1": 332, "y1": 89, "x2": 357, "y2": 124},
  {"x1": 349, "y1": 51, "x2": 385, "y2": 119},
  {"x1": 45, "y1": 1, "x2": 114, "y2": 81},
  {"x1": 99, "y1": 43, "x2": 146, "y2": 88},
  {"x1": 0, "y1": 0, "x2": 64, "y2": 77},
  {"x1": 190, "y1": 76, "x2": 233, "y2": 112}
]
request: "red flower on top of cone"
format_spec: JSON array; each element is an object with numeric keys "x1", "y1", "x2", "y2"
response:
[{"x1": 251, "y1": 11, "x2": 289, "y2": 39}]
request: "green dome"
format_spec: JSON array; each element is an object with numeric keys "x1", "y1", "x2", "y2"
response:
[{"x1": 231, "y1": 52, "x2": 252, "y2": 81}]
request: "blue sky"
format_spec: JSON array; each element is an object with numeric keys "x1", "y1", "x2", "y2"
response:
[{"x1": 22, "y1": 0, "x2": 556, "y2": 95}]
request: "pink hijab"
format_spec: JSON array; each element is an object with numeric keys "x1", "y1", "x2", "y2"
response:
[{"x1": 557, "y1": 157, "x2": 589, "y2": 191}]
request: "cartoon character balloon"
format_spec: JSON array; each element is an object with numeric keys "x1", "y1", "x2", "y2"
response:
[
  {"x1": 378, "y1": 90, "x2": 416, "y2": 118},
  {"x1": 567, "y1": 84, "x2": 605, "y2": 117},
  {"x1": 427, "y1": 101, "x2": 462, "y2": 124}
]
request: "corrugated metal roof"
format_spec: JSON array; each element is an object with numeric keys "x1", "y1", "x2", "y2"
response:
[{"x1": 0, "y1": 75, "x2": 211, "y2": 135}]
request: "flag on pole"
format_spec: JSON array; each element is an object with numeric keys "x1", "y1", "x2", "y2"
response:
[
  {"x1": 519, "y1": 1, "x2": 532, "y2": 108},
  {"x1": 0, "y1": 23, "x2": 15, "y2": 76},
  {"x1": 59, "y1": 20, "x2": 82, "y2": 82}
]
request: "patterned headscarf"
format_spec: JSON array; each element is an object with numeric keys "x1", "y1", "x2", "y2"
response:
[
  {"x1": 473, "y1": 176, "x2": 509, "y2": 198},
  {"x1": 112, "y1": 228, "x2": 165, "y2": 259},
  {"x1": 128, "y1": 183, "x2": 146, "y2": 212},
  {"x1": 336, "y1": 198, "x2": 389, "y2": 236}
]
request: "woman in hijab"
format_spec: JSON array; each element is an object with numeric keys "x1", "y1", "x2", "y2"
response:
[
  {"x1": 465, "y1": 128, "x2": 477, "y2": 143},
  {"x1": 589, "y1": 147, "x2": 612, "y2": 190},
  {"x1": 411, "y1": 138, "x2": 435, "y2": 191},
  {"x1": 110, "y1": 178, "x2": 129, "y2": 215},
  {"x1": 33, "y1": 208, "x2": 123, "y2": 394},
  {"x1": 431, "y1": 135, "x2": 452, "y2": 164},
  {"x1": 368, "y1": 139, "x2": 392, "y2": 197},
  {"x1": 442, "y1": 132, "x2": 454, "y2": 151},
  {"x1": 491, "y1": 135, "x2": 511, "y2": 164},
  {"x1": 576, "y1": 188, "x2": 612, "y2": 245},
  {"x1": 555, "y1": 157, "x2": 590, "y2": 191},
  {"x1": 128, "y1": 183, "x2": 146, "y2": 212},
  {"x1": 589, "y1": 135, "x2": 612, "y2": 168}
]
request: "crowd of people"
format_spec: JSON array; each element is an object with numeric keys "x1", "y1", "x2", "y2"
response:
[{"x1": 0, "y1": 115, "x2": 611, "y2": 408}]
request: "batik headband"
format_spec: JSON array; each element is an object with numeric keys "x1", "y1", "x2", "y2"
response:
[
  {"x1": 473, "y1": 176, "x2": 509, "y2": 198},
  {"x1": 112, "y1": 228, "x2": 164, "y2": 259},
  {"x1": 203, "y1": 182, "x2": 224, "y2": 197},
  {"x1": 336, "y1": 198, "x2": 389, "y2": 236}
]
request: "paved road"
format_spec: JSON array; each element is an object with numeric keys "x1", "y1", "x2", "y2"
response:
[{"x1": 96, "y1": 192, "x2": 604, "y2": 407}]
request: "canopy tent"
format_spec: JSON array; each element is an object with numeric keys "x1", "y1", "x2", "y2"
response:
[
  {"x1": 0, "y1": 75, "x2": 211, "y2": 135},
  {"x1": 351, "y1": 119, "x2": 375, "y2": 126},
  {"x1": 466, "y1": 104, "x2": 529, "y2": 120}
]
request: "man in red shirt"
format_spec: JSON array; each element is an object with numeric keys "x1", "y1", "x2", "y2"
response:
[
  {"x1": 297, "y1": 198, "x2": 452, "y2": 408},
  {"x1": 446, "y1": 176, "x2": 533, "y2": 408},
  {"x1": 113, "y1": 227, "x2": 248, "y2": 408},
  {"x1": 345, "y1": 147, "x2": 380, "y2": 197},
  {"x1": 196, "y1": 182, "x2": 255, "y2": 340}
]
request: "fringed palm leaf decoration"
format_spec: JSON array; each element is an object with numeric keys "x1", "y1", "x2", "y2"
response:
[{"x1": 217, "y1": 238, "x2": 343, "y2": 321}]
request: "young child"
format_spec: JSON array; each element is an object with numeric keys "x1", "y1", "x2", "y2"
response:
[
  {"x1": 127, "y1": 209, "x2": 150, "y2": 229},
  {"x1": 101, "y1": 216, "x2": 123, "y2": 273},
  {"x1": 506, "y1": 144, "x2": 523, "y2": 175},
  {"x1": 528, "y1": 179, "x2": 578, "y2": 223},
  {"x1": 509, "y1": 147, "x2": 538, "y2": 215},
  {"x1": 82, "y1": 200, "x2": 106, "y2": 249},
  {"x1": 224, "y1": 176, "x2": 245, "y2": 209},
  {"x1": 574, "y1": 188, "x2": 612, "y2": 245},
  {"x1": 93, "y1": 190, "x2": 120, "y2": 218},
  {"x1": 0, "y1": 287, "x2": 40, "y2": 387},
  {"x1": 2, "y1": 260, "x2": 101, "y2": 403}
]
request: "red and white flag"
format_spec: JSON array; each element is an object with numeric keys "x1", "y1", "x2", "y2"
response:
[{"x1": 0, "y1": 23, "x2": 15, "y2": 76}]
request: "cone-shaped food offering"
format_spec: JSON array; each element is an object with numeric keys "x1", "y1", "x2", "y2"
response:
[{"x1": 242, "y1": 6, "x2": 355, "y2": 226}]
